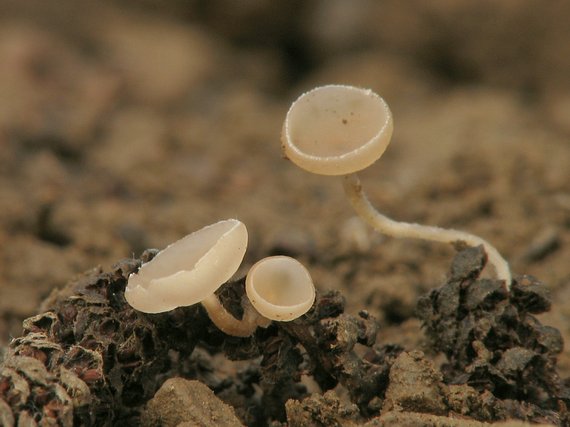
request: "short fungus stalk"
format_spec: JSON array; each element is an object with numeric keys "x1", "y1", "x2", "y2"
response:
[
  {"x1": 281, "y1": 85, "x2": 512, "y2": 288},
  {"x1": 245, "y1": 256, "x2": 316, "y2": 322},
  {"x1": 125, "y1": 219, "x2": 266, "y2": 337}
]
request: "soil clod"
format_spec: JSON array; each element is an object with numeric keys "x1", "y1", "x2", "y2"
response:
[{"x1": 417, "y1": 246, "x2": 569, "y2": 425}]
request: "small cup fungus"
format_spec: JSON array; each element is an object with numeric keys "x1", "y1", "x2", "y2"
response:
[
  {"x1": 282, "y1": 85, "x2": 512, "y2": 288},
  {"x1": 246, "y1": 256, "x2": 315, "y2": 321},
  {"x1": 125, "y1": 220, "x2": 316, "y2": 336}
]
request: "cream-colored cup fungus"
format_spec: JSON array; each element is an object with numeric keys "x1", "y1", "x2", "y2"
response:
[
  {"x1": 282, "y1": 85, "x2": 393, "y2": 176},
  {"x1": 125, "y1": 219, "x2": 265, "y2": 337},
  {"x1": 246, "y1": 256, "x2": 315, "y2": 321},
  {"x1": 282, "y1": 85, "x2": 512, "y2": 288}
]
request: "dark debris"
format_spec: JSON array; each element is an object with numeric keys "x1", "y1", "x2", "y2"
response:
[
  {"x1": 2, "y1": 246, "x2": 570, "y2": 426},
  {"x1": 1, "y1": 254, "x2": 210, "y2": 426},
  {"x1": 416, "y1": 245, "x2": 570, "y2": 425}
]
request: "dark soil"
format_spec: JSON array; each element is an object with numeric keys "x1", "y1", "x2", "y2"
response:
[
  {"x1": 1, "y1": 1, "x2": 570, "y2": 426},
  {"x1": 2, "y1": 247, "x2": 567, "y2": 425}
]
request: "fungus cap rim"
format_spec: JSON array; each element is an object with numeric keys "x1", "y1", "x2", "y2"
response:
[
  {"x1": 245, "y1": 255, "x2": 315, "y2": 321},
  {"x1": 282, "y1": 84, "x2": 393, "y2": 176},
  {"x1": 125, "y1": 219, "x2": 248, "y2": 313}
]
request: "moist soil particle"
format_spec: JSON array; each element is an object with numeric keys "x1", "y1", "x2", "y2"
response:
[
  {"x1": 417, "y1": 247, "x2": 568, "y2": 424},
  {"x1": 381, "y1": 350, "x2": 447, "y2": 415},
  {"x1": 141, "y1": 378, "x2": 243, "y2": 427}
]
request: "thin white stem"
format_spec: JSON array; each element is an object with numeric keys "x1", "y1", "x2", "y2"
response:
[
  {"x1": 201, "y1": 293, "x2": 270, "y2": 337},
  {"x1": 342, "y1": 173, "x2": 512, "y2": 288}
]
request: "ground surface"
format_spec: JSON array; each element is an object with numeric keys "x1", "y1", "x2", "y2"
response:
[{"x1": 0, "y1": 1, "x2": 569, "y2": 425}]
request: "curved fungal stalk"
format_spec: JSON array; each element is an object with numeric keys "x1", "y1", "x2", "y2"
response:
[
  {"x1": 281, "y1": 84, "x2": 512, "y2": 288},
  {"x1": 343, "y1": 173, "x2": 512, "y2": 285}
]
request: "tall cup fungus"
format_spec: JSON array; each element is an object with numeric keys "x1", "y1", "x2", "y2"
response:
[
  {"x1": 282, "y1": 85, "x2": 512, "y2": 288},
  {"x1": 282, "y1": 85, "x2": 393, "y2": 176}
]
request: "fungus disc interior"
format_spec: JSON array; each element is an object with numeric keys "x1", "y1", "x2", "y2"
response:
[
  {"x1": 282, "y1": 85, "x2": 393, "y2": 176},
  {"x1": 125, "y1": 219, "x2": 248, "y2": 313},
  {"x1": 246, "y1": 256, "x2": 315, "y2": 321}
]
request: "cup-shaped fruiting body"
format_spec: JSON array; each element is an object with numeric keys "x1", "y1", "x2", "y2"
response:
[
  {"x1": 282, "y1": 84, "x2": 393, "y2": 176},
  {"x1": 281, "y1": 84, "x2": 512, "y2": 288},
  {"x1": 125, "y1": 219, "x2": 247, "y2": 313},
  {"x1": 246, "y1": 256, "x2": 315, "y2": 321}
]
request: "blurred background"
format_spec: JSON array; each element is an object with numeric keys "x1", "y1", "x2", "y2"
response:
[{"x1": 1, "y1": 0, "x2": 569, "y2": 363}]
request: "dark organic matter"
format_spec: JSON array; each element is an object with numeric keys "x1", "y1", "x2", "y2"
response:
[
  {"x1": 0, "y1": 249, "x2": 401, "y2": 425},
  {"x1": 417, "y1": 246, "x2": 570, "y2": 424},
  {"x1": 1, "y1": 246, "x2": 570, "y2": 426},
  {"x1": 0, "y1": 250, "x2": 210, "y2": 425}
]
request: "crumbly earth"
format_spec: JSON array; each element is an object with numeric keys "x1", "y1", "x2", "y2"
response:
[
  {"x1": 1, "y1": 1, "x2": 569, "y2": 426},
  {"x1": 1, "y1": 246, "x2": 566, "y2": 426}
]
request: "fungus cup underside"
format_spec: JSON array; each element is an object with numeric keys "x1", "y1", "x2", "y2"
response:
[{"x1": 125, "y1": 219, "x2": 247, "y2": 314}]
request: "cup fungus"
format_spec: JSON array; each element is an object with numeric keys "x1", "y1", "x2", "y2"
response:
[
  {"x1": 282, "y1": 85, "x2": 512, "y2": 288},
  {"x1": 125, "y1": 219, "x2": 266, "y2": 336},
  {"x1": 125, "y1": 220, "x2": 315, "y2": 337},
  {"x1": 246, "y1": 256, "x2": 316, "y2": 321}
]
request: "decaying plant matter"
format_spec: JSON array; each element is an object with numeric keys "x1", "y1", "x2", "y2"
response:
[
  {"x1": 417, "y1": 245, "x2": 570, "y2": 423},
  {"x1": 0, "y1": 250, "x2": 209, "y2": 425},
  {"x1": 0, "y1": 247, "x2": 394, "y2": 425},
  {"x1": 1, "y1": 245, "x2": 569, "y2": 426}
]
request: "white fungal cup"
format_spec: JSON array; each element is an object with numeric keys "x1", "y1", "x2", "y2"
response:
[
  {"x1": 282, "y1": 85, "x2": 393, "y2": 176},
  {"x1": 246, "y1": 256, "x2": 315, "y2": 321},
  {"x1": 125, "y1": 219, "x2": 248, "y2": 313},
  {"x1": 281, "y1": 84, "x2": 512, "y2": 288}
]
